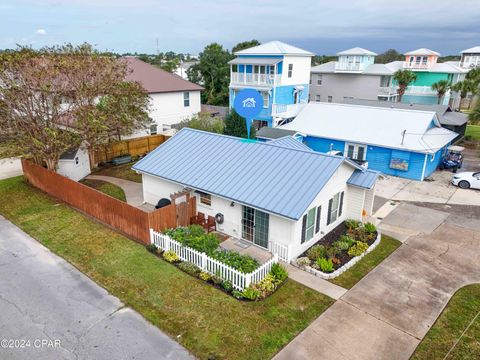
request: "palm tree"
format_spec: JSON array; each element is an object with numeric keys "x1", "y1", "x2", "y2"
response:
[
  {"x1": 393, "y1": 70, "x2": 417, "y2": 102},
  {"x1": 431, "y1": 80, "x2": 451, "y2": 104},
  {"x1": 451, "y1": 80, "x2": 476, "y2": 109},
  {"x1": 469, "y1": 102, "x2": 480, "y2": 125}
]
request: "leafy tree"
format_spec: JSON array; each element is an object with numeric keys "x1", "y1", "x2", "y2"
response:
[
  {"x1": 431, "y1": 80, "x2": 451, "y2": 104},
  {"x1": 393, "y1": 70, "x2": 417, "y2": 102},
  {"x1": 223, "y1": 109, "x2": 256, "y2": 139},
  {"x1": 312, "y1": 55, "x2": 336, "y2": 66},
  {"x1": 232, "y1": 40, "x2": 260, "y2": 53},
  {"x1": 468, "y1": 102, "x2": 480, "y2": 125},
  {"x1": 375, "y1": 49, "x2": 404, "y2": 64},
  {"x1": 451, "y1": 80, "x2": 476, "y2": 109},
  {"x1": 187, "y1": 43, "x2": 233, "y2": 105},
  {"x1": 176, "y1": 112, "x2": 224, "y2": 134}
]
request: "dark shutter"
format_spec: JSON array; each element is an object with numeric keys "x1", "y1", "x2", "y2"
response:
[
  {"x1": 339, "y1": 192, "x2": 344, "y2": 217},
  {"x1": 301, "y1": 214, "x2": 307, "y2": 244},
  {"x1": 327, "y1": 199, "x2": 333, "y2": 225},
  {"x1": 315, "y1": 206, "x2": 321, "y2": 234}
]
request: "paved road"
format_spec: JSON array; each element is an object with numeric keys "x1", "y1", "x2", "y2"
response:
[
  {"x1": 0, "y1": 215, "x2": 194, "y2": 360},
  {"x1": 274, "y1": 203, "x2": 480, "y2": 360}
]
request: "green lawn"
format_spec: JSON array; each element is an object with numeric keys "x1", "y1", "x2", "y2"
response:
[
  {"x1": 0, "y1": 176, "x2": 333, "y2": 360},
  {"x1": 92, "y1": 162, "x2": 142, "y2": 183},
  {"x1": 80, "y1": 178, "x2": 126, "y2": 201},
  {"x1": 466, "y1": 125, "x2": 480, "y2": 142},
  {"x1": 329, "y1": 235, "x2": 401, "y2": 289},
  {"x1": 411, "y1": 284, "x2": 480, "y2": 360}
]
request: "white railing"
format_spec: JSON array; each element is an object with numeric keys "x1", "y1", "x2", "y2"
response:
[
  {"x1": 150, "y1": 229, "x2": 279, "y2": 291},
  {"x1": 334, "y1": 62, "x2": 365, "y2": 72},
  {"x1": 271, "y1": 102, "x2": 307, "y2": 118},
  {"x1": 268, "y1": 240, "x2": 291, "y2": 262},
  {"x1": 404, "y1": 85, "x2": 438, "y2": 95},
  {"x1": 403, "y1": 61, "x2": 432, "y2": 69},
  {"x1": 378, "y1": 86, "x2": 397, "y2": 96},
  {"x1": 231, "y1": 72, "x2": 281, "y2": 86}
]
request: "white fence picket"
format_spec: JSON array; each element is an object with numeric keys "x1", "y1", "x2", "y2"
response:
[{"x1": 150, "y1": 229, "x2": 278, "y2": 291}]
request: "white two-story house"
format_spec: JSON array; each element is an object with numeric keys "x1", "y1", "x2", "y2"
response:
[{"x1": 228, "y1": 41, "x2": 313, "y2": 129}]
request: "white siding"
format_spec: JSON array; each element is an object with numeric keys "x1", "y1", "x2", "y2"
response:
[
  {"x1": 346, "y1": 185, "x2": 365, "y2": 221},
  {"x1": 57, "y1": 148, "x2": 91, "y2": 182},
  {"x1": 142, "y1": 174, "x2": 184, "y2": 206},
  {"x1": 281, "y1": 56, "x2": 312, "y2": 86},
  {"x1": 363, "y1": 185, "x2": 376, "y2": 217}
]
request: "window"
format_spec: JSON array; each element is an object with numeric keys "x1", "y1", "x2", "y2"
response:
[
  {"x1": 198, "y1": 191, "x2": 211, "y2": 206},
  {"x1": 327, "y1": 192, "x2": 344, "y2": 225},
  {"x1": 150, "y1": 123, "x2": 158, "y2": 135},
  {"x1": 261, "y1": 91, "x2": 269, "y2": 108},
  {"x1": 315, "y1": 95, "x2": 321, "y2": 102},
  {"x1": 346, "y1": 143, "x2": 367, "y2": 161},
  {"x1": 232, "y1": 64, "x2": 238, "y2": 72},
  {"x1": 327, "y1": 96, "x2": 332, "y2": 103},
  {"x1": 317, "y1": 75, "x2": 322, "y2": 85},
  {"x1": 288, "y1": 64, "x2": 293, "y2": 78},
  {"x1": 301, "y1": 207, "x2": 316, "y2": 243},
  {"x1": 315, "y1": 206, "x2": 321, "y2": 234},
  {"x1": 183, "y1": 92, "x2": 190, "y2": 107}
]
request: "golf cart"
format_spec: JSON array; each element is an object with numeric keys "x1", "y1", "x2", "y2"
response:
[{"x1": 439, "y1": 145, "x2": 464, "y2": 173}]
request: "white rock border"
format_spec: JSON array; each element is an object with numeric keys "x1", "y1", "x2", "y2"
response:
[{"x1": 292, "y1": 232, "x2": 382, "y2": 280}]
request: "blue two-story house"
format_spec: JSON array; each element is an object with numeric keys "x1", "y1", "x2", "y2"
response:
[
  {"x1": 281, "y1": 103, "x2": 457, "y2": 181},
  {"x1": 229, "y1": 41, "x2": 313, "y2": 129}
]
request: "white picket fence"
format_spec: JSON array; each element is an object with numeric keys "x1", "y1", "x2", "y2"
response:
[
  {"x1": 268, "y1": 240, "x2": 291, "y2": 262},
  {"x1": 150, "y1": 229, "x2": 278, "y2": 291}
]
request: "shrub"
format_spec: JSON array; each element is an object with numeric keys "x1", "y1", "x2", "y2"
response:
[
  {"x1": 348, "y1": 241, "x2": 369, "y2": 257},
  {"x1": 326, "y1": 246, "x2": 340, "y2": 259},
  {"x1": 256, "y1": 274, "x2": 276, "y2": 293},
  {"x1": 364, "y1": 222, "x2": 377, "y2": 234},
  {"x1": 232, "y1": 290, "x2": 244, "y2": 299},
  {"x1": 345, "y1": 219, "x2": 361, "y2": 230},
  {"x1": 349, "y1": 226, "x2": 369, "y2": 242},
  {"x1": 242, "y1": 286, "x2": 260, "y2": 301},
  {"x1": 146, "y1": 244, "x2": 157, "y2": 253},
  {"x1": 316, "y1": 257, "x2": 334, "y2": 273},
  {"x1": 222, "y1": 280, "x2": 234, "y2": 293},
  {"x1": 165, "y1": 225, "x2": 220, "y2": 254},
  {"x1": 211, "y1": 250, "x2": 259, "y2": 273},
  {"x1": 333, "y1": 240, "x2": 351, "y2": 251},
  {"x1": 270, "y1": 263, "x2": 288, "y2": 283},
  {"x1": 296, "y1": 257, "x2": 311, "y2": 267},
  {"x1": 199, "y1": 271, "x2": 211, "y2": 282},
  {"x1": 340, "y1": 235, "x2": 356, "y2": 246},
  {"x1": 178, "y1": 262, "x2": 201, "y2": 276},
  {"x1": 163, "y1": 250, "x2": 180, "y2": 263},
  {"x1": 211, "y1": 273, "x2": 223, "y2": 286},
  {"x1": 307, "y1": 244, "x2": 326, "y2": 262}
]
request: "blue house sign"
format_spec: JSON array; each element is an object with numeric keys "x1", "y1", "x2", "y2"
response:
[{"x1": 233, "y1": 88, "x2": 263, "y2": 138}]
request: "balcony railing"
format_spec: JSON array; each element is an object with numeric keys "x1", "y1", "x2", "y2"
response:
[
  {"x1": 230, "y1": 72, "x2": 280, "y2": 86},
  {"x1": 461, "y1": 61, "x2": 480, "y2": 69},
  {"x1": 334, "y1": 62, "x2": 365, "y2": 72},
  {"x1": 378, "y1": 86, "x2": 398, "y2": 96},
  {"x1": 403, "y1": 61, "x2": 432, "y2": 69},
  {"x1": 271, "y1": 102, "x2": 307, "y2": 118},
  {"x1": 404, "y1": 85, "x2": 438, "y2": 95}
]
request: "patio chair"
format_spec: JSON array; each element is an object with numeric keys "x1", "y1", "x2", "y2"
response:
[{"x1": 206, "y1": 216, "x2": 216, "y2": 233}]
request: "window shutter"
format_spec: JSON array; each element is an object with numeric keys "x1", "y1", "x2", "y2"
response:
[
  {"x1": 315, "y1": 206, "x2": 321, "y2": 234},
  {"x1": 327, "y1": 199, "x2": 333, "y2": 225},
  {"x1": 339, "y1": 192, "x2": 344, "y2": 217},
  {"x1": 301, "y1": 214, "x2": 307, "y2": 243}
]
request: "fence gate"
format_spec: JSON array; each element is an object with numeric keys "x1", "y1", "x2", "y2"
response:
[{"x1": 171, "y1": 191, "x2": 192, "y2": 227}]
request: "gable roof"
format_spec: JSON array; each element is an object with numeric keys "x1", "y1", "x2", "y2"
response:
[
  {"x1": 256, "y1": 127, "x2": 298, "y2": 140},
  {"x1": 342, "y1": 99, "x2": 468, "y2": 127},
  {"x1": 133, "y1": 128, "x2": 352, "y2": 220},
  {"x1": 268, "y1": 136, "x2": 312, "y2": 151},
  {"x1": 461, "y1": 46, "x2": 480, "y2": 54},
  {"x1": 405, "y1": 48, "x2": 440, "y2": 56},
  {"x1": 337, "y1": 47, "x2": 377, "y2": 56},
  {"x1": 122, "y1": 57, "x2": 203, "y2": 94},
  {"x1": 281, "y1": 103, "x2": 457, "y2": 153},
  {"x1": 234, "y1": 41, "x2": 314, "y2": 56}
]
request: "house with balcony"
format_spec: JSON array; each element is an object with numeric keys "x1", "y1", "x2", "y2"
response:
[
  {"x1": 229, "y1": 41, "x2": 313, "y2": 128},
  {"x1": 460, "y1": 46, "x2": 480, "y2": 69},
  {"x1": 310, "y1": 47, "x2": 399, "y2": 104}
]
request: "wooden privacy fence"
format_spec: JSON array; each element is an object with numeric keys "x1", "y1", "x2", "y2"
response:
[
  {"x1": 92, "y1": 134, "x2": 170, "y2": 164},
  {"x1": 150, "y1": 230, "x2": 278, "y2": 291},
  {"x1": 21, "y1": 160, "x2": 195, "y2": 245}
]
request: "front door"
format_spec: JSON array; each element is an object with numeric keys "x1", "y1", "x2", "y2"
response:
[{"x1": 242, "y1": 206, "x2": 269, "y2": 248}]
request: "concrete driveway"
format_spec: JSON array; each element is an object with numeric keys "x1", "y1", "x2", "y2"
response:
[
  {"x1": 0, "y1": 157, "x2": 22, "y2": 180},
  {"x1": 0, "y1": 216, "x2": 193, "y2": 360},
  {"x1": 86, "y1": 174, "x2": 144, "y2": 207},
  {"x1": 274, "y1": 203, "x2": 480, "y2": 360}
]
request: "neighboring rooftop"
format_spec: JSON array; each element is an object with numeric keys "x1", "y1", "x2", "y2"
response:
[
  {"x1": 405, "y1": 48, "x2": 441, "y2": 56},
  {"x1": 337, "y1": 47, "x2": 377, "y2": 56},
  {"x1": 311, "y1": 61, "x2": 398, "y2": 75},
  {"x1": 268, "y1": 136, "x2": 312, "y2": 152},
  {"x1": 133, "y1": 128, "x2": 356, "y2": 220},
  {"x1": 256, "y1": 127, "x2": 298, "y2": 140},
  {"x1": 234, "y1": 41, "x2": 314, "y2": 56},
  {"x1": 347, "y1": 169, "x2": 380, "y2": 190},
  {"x1": 281, "y1": 103, "x2": 457, "y2": 153},
  {"x1": 123, "y1": 57, "x2": 203, "y2": 94},
  {"x1": 461, "y1": 46, "x2": 480, "y2": 54}
]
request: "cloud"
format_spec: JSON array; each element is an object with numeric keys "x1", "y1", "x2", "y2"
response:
[{"x1": 36, "y1": 28, "x2": 47, "y2": 35}]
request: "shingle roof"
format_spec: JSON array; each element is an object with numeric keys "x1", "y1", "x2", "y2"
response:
[
  {"x1": 256, "y1": 127, "x2": 298, "y2": 139},
  {"x1": 234, "y1": 41, "x2": 314, "y2": 56},
  {"x1": 337, "y1": 47, "x2": 377, "y2": 56},
  {"x1": 60, "y1": 148, "x2": 79, "y2": 160},
  {"x1": 281, "y1": 103, "x2": 457, "y2": 153},
  {"x1": 347, "y1": 169, "x2": 380, "y2": 189},
  {"x1": 133, "y1": 128, "x2": 350, "y2": 220},
  {"x1": 268, "y1": 136, "x2": 312, "y2": 151},
  {"x1": 123, "y1": 57, "x2": 203, "y2": 94}
]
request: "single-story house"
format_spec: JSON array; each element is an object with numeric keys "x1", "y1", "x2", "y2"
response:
[
  {"x1": 57, "y1": 146, "x2": 91, "y2": 181},
  {"x1": 123, "y1": 57, "x2": 204, "y2": 137},
  {"x1": 133, "y1": 128, "x2": 380, "y2": 261},
  {"x1": 281, "y1": 103, "x2": 458, "y2": 181},
  {"x1": 342, "y1": 98, "x2": 468, "y2": 142}
]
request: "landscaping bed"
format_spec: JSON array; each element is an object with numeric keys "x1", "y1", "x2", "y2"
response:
[{"x1": 294, "y1": 220, "x2": 379, "y2": 279}]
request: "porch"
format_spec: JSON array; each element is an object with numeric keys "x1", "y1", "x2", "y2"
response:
[{"x1": 220, "y1": 236, "x2": 291, "y2": 263}]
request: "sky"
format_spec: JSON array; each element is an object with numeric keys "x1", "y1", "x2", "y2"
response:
[{"x1": 1, "y1": 0, "x2": 479, "y2": 56}]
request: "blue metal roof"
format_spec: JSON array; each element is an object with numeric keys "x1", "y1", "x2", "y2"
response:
[
  {"x1": 133, "y1": 128, "x2": 348, "y2": 220},
  {"x1": 347, "y1": 169, "x2": 380, "y2": 189},
  {"x1": 268, "y1": 136, "x2": 312, "y2": 152}
]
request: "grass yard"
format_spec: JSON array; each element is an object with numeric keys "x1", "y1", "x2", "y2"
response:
[
  {"x1": 0, "y1": 176, "x2": 334, "y2": 360},
  {"x1": 80, "y1": 179, "x2": 126, "y2": 201},
  {"x1": 466, "y1": 125, "x2": 480, "y2": 142},
  {"x1": 93, "y1": 162, "x2": 142, "y2": 183},
  {"x1": 411, "y1": 284, "x2": 480, "y2": 360},
  {"x1": 329, "y1": 235, "x2": 401, "y2": 289}
]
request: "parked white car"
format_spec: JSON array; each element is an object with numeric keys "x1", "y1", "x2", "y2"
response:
[{"x1": 451, "y1": 172, "x2": 480, "y2": 189}]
